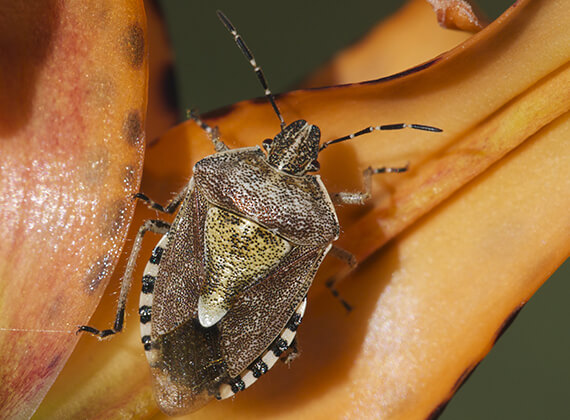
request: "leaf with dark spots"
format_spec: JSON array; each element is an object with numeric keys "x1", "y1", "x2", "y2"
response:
[{"x1": 0, "y1": 1, "x2": 147, "y2": 417}]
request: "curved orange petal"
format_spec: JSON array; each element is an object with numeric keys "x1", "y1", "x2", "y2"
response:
[
  {"x1": 0, "y1": 1, "x2": 147, "y2": 417},
  {"x1": 303, "y1": 0, "x2": 476, "y2": 87}
]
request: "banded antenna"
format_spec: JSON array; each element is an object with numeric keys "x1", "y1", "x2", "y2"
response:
[
  {"x1": 217, "y1": 10, "x2": 286, "y2": 130},
  {"x1": 320, "y1": 123, "x2": 443, "y2": 152}
]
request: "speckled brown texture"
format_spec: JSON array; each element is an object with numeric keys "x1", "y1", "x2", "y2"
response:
[
  {"x1": 123, "y1": 109, "x2": 144, "y2": 146},
  {"x1": 194, "y1": 147, "x2": 339, "y2": 245},
  {"x1": 123, "y1": 23, "x2": 145, "y2": 69},
  {"x1": 147, "y1": 143, "x2": 339, "y2": 414}
]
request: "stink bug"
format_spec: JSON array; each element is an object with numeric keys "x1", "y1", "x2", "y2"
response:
[{"x1": 79, "y1": 11, "x2": 442, "y2": 415}]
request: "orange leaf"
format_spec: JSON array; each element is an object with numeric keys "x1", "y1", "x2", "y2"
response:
[{"x1": 303, "y1": 0, "x2": 476, "y2": 87}]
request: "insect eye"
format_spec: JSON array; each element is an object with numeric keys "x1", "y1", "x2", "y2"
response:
[
  {"x1": 307, "y1": 160, "x2": 320, "y2": 172},
  {"x1": 262, "y1": 138, "x2": 272, "y2": 151}
]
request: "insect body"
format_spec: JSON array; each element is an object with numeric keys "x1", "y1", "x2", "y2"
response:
[{"x1": 79, "y1": 11, "x2": 441, "y2": 416}]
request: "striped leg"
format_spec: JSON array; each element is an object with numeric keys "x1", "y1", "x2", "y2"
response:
[
  {"x1": 140, "y1": 233, "x2": 169, "y2": 360},
  {"x1": 323, "y1": 123, "x2": 441, "y2": 205},
  {"x1": 77, "y1": 219, "x2": 171, "y2": 338},
  {"x1": 217, "y1": 296, "x2": 308, "y2": 399},
  {"x1": 134, "y1": 184, "x2": 188, "y2": 215},
  {"x1": 325, "y1": 246, "x2": 358, "y2": 312}
]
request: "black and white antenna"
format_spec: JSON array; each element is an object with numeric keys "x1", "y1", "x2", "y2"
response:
[
  {"x1": 320, "y1": 123, "x2": 442, "y2": 151},
  {"x1": 217, "y1": 10, "x2": 286, "y2": 130}
]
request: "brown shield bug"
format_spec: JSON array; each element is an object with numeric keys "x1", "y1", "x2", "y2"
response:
[{"x1": 78, "y1": 10, "x2": 442, "y2": 415}]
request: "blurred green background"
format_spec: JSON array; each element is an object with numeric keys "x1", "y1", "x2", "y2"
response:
[{"x1": 158, "y1": 1, "x2": 569, "y2": 418}]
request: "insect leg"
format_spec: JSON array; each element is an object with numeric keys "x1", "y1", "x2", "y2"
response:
[
  {"x1": 329, "y1": 163, "x2": 410, "y2": 310},
  {"x1": 77, "y1": 219, "x2": 171, "y2": 338},
  {"x1": 325, "y1": 275, "x2": 353, "y2": 312},
  {"x1": 188, "y1": 109, "x2": 229, "y2": 152},
  {"x1": 332, "y1": 164, "x2": 409, "y2": 206},
  {"x1": 134, "y1": 184, "x2": 189, "y2": 214},
  {"x1": 329, "y1": 245, "x2": 357, "y2": 268},
  {"x1": 280, "y1": 338, "x2": 299, "y2": 365},
  {"x1": 326, "y1": 245, "x2": 357, "y2": 312},
  {"x1": 325, "y1": 123, "x2": 439, "y2": 204}
]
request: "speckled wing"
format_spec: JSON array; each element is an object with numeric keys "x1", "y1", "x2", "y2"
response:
[
  {"x1": 150, "y1": 178, "x2": 206, "y2": 338},
  {"x1": 149, "y1": 316, "x2": 224, "y2": 415},
  {"x1": 147, "y1": 150, "x2": 337, "y2": 413},
  {"x1": 218, "y1": 242, "x2": 330, "y2": 377},
  {"x1": 147, "y1": 240, "x2": 329, "y2": 415},
  {"x1": 148, "y1": 180, "x2": 221, "y2": 415}
]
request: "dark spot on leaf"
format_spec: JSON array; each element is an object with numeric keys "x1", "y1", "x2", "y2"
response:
[
  {"x1": 84, "y1": 253, "x2": 114, "y2": 294},
  {"x1": 123, "y1": 109, "x2": 144, "y2": 146},
  {"x1": 123, "y1": 24, "x2": 145, "y2": 69},
  {"x1": 46, "y1": 292, "x2": 66, "y2": 320},
  {"x1": 47, "y1": 354, "x2": 61, "y2": 370},
  {"x1": 493, "y1": 302, "x2": 525, "y2": 344}
]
